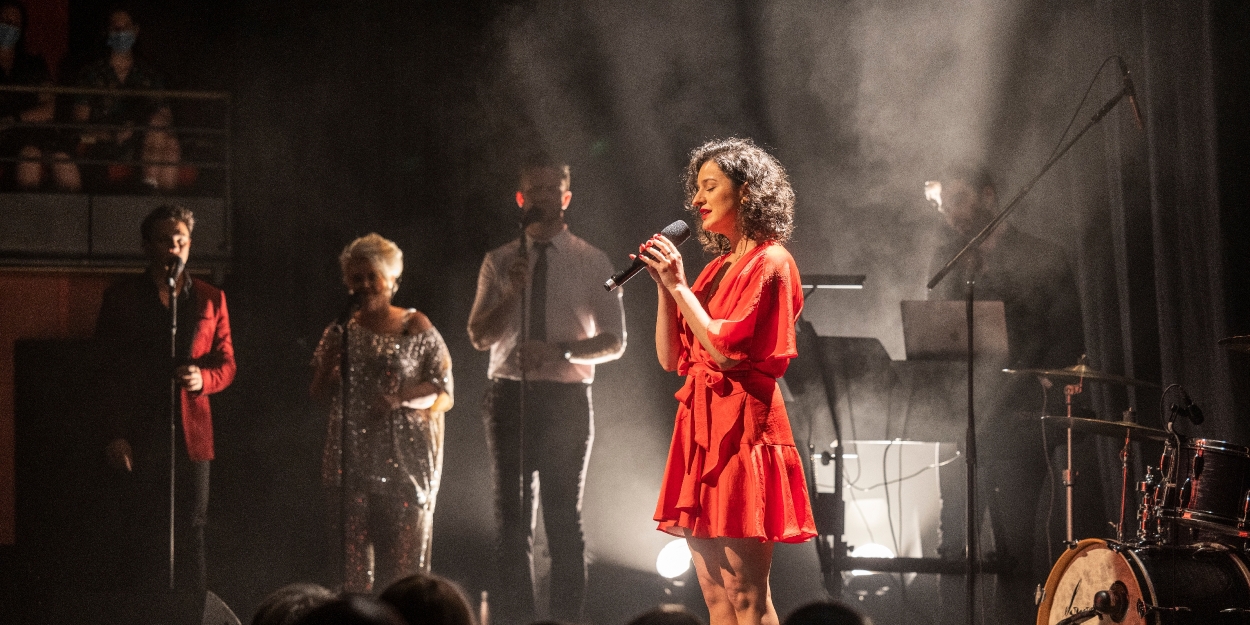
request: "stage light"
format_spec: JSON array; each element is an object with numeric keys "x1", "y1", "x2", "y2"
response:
[
  {"x1": 656, "y1": 538, "x2": 692, "y2": 579},
  {"x1": 849, "y1": 542, "x2": 895, "y2": 576}
]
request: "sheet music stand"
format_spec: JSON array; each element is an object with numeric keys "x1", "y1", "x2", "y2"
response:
[{"x1": 901, "y1": 300, "x2": 1008, "y2": 362}]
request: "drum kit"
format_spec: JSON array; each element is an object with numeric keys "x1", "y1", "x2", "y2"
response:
[{"x1": 1007, "y1": 336, "x2": 1250, "y2": 625}]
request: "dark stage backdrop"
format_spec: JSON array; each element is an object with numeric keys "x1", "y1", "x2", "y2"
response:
[{"x1": 15, "y1": 0, "x2": 1244, "y2": 621}]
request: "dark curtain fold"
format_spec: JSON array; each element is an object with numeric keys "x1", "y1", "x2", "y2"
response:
[
  {"x1": 1061, "y1": 1, "x2": 1237, "y2": 442},
  {"x1": 1138, "y1": 1, "x2": 1240, "y2": 443},
  {"x1": 1016, "y1": 0, "x2": 1241, "y2": 526}
]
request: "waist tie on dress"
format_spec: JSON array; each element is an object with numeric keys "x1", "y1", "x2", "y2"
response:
[{"x1": 674, "y1": 365, "x2": 771, "y2": 487}]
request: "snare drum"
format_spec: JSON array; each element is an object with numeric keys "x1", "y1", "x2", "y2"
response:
[
  {"x1": 1159, "y1": 439, "x2": 1250, "y2": 537},
  {"x1": 1036, "y1": 539, "x2": 1250, "y2": 624}
]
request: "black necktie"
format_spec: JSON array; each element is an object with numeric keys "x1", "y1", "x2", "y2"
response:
[{"x1": 529, "y1": 242, "x2": 550, "y2": 342}]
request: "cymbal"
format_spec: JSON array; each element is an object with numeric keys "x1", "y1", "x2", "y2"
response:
[
  {"x1": 1041, "y1": 416, "x2": 1170, "y2": 442},
  {"x1": 1218, "y1": 335, "x2": 1250, "y2": 353},
  {"x1": 1002, "y1": 363, "x2": 1156, "y2": 387}
]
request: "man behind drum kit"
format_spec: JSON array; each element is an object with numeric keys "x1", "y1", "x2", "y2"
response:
[{"x1": 924, "y1": 165, "x2": 1097, "y2": 623}]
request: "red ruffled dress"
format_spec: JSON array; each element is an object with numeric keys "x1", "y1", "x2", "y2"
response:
[{"x1": 654, "y1": 241, "x2": 818, "y2": 542}]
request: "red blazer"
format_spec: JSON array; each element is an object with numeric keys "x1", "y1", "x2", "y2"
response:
[
  {"x1": 181, "y1": 279, "x2": 235, "y2": 460},
  {"x1": 96, "y1": 275, "x2": 236, "y2": 462}
]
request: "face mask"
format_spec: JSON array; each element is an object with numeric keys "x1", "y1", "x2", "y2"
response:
[
  {"x1": 0, "y1": 24, "x2": 20, "y2": 50},
  {"x1": 107, "y1": 30, "x2": 136, "y2": 52}
]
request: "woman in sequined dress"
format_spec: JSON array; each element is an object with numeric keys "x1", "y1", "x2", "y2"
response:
[{"x1": 311, "y1": 233, "x2": 454, "y2": 592}]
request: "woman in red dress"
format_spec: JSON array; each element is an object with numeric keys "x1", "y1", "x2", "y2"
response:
[{"x1": 637, "y1": 138, "x2": 817, "y2": 625}]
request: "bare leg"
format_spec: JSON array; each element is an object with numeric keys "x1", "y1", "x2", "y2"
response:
[
  {"x1": 689, "y1": 536, "x2": 778, "y2": 625},
  {"x1": 15, "y1": 145, "x2": 42, "y2": 189}
]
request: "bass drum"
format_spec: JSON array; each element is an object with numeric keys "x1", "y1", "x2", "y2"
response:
[{"x1": 1037, "y1": 539, "x2": 1250, "y2": 624}]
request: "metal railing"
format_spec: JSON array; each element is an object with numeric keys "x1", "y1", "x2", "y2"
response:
[
  {"x1": 0, "y1": 83, "x2": 231, "y2": 178},
  {"x1": 0, "y1": 84, "x2": 233, "y2": 269}
]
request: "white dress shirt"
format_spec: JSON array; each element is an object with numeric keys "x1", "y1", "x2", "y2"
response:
[{"x1": 470, "y1": 227, "x2": 626, "y2": 383}]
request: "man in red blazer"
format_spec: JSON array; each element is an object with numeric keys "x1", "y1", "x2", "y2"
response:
[{"x1": 94, "y1": 204, "x2": 235, "y2": 599}]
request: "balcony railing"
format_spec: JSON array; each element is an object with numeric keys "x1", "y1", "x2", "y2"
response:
[{"x1": 0, "y1": 84, "x2": 232, "y2": 273}]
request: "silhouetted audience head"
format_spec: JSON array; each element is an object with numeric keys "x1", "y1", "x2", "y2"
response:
[
  {"x1": 378, "y1": 572, "x2": 475, "y2": 625},
  {"x1": 251, "y1": 583, "x2": 336, "y2": 625},
  {"x1": 293, "y1": 594, "x2": 406, "y2": 625},
  {"x1": 782, "y1": 600, "x2": 872, "y2": 625},
  {"x1": 625, "y1": 604, "x2": 705, "y2": 625}
]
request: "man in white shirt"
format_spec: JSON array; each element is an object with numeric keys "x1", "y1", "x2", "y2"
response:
[{"x1": 467, "y1": 156, "x2": 625, "y2": 623}]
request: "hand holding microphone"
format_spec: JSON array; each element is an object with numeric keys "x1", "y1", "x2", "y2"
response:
[
  {"x1": 604, "y1": 220, "x2": 691, "y2": 291},
  {"x1": 635, "y1": 232, "x2": 688, "y2": 291}
]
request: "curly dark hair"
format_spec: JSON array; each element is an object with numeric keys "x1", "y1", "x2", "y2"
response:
[{"x1": 683, "y1": 137, "x2": 794, "y2": 254}]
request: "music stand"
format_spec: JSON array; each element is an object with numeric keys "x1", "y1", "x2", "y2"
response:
[{"x1": 901, "y1": 300, "x2": 1007, "y2": 362}]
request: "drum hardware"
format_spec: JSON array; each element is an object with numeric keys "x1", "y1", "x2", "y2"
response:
[
  {"x1": 1052, "y1": 585, "x2": 1129, "y2": 625},
  {"x1": 1137, "y1": 602, "x2": 1191, "y2": 617},
  {"x1": 1118, "y1": 428, "x2": 1131, "y2": 541},
  {"x1": 1101, "y1": 538, "x2": 1130, "y2": 552},
  {"x1": 1136, "y1": 466, "x2": 1162, "y2": 544},
  {"x1": 1192, "y1": 541, "x2": 1239, "y2": 554},
  {"x1": 1062, "y1": 379, "x2": 1082, "y2": 544},
  {"x1": 1239, "y1": 489, "x2": 1250, "y2": 531},
  {"x1": 1218, "y1": 335, "x2": 1250, "y2": 353}
]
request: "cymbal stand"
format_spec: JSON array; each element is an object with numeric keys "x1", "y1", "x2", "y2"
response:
[
  {"x1": 1062, "y1": 375, "x2": 1084, "y2": 547},
  {"x1": 1117, "y1": 430, "x2": 1131, "y2": 542}
]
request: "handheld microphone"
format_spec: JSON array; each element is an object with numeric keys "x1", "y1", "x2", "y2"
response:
[
  {"x1": 604, "y1": 220, "x2": 691, "y2": 291},
  {"x1": 1116, "y1": 57, "x2": 1145, "y2": 131}
]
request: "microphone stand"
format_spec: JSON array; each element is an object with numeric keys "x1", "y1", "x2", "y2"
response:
[
  {"x1": 335, "y1": 294, "x2": 358, "y2": 589},
  {"x1": 963, "y1": 266, "x2": 979, "y2": 622},
  {"x1": 516, "y1": 219, "x2": 530, "y2": 524},
  {"x1": 926, "y1": 77, "x2": 1138, "y2": 625},
  {"x1": 166, "y1": 261, "x2": 181, "y2": 592}
]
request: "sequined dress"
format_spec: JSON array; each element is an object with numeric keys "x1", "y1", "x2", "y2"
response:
[{"x1": 313, "y1": 313, "x2": 453, "y2": 589}]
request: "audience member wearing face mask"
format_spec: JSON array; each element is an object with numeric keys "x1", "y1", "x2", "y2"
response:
[{"x1": 73, "y1": 6, "x2": 186, "y2": 192}]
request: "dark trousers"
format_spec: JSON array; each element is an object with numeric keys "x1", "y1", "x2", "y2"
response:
[
  {"x1": 102, "y1": 432, "x2": 210, "y2": 606},
  {"x1": 483, "y1": 379, "x2": 593, "y2": 624}
]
